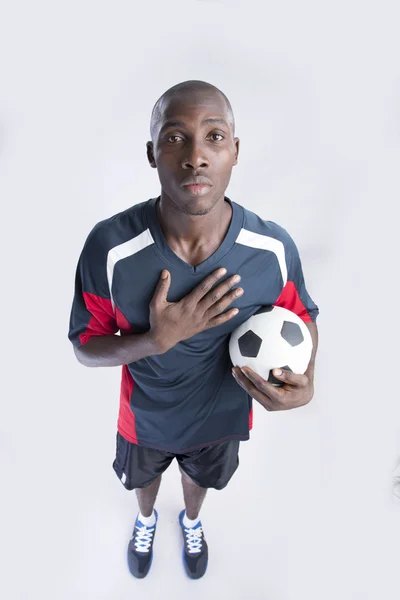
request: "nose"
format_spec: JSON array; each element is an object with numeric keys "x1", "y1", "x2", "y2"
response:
[{"x1": 181, "y1": 141, "x2": 209, "y2": 170}]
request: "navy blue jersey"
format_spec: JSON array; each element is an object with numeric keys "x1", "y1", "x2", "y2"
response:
[{"x1": 68, "y1": 196, "x2": 319, "y2": 452}]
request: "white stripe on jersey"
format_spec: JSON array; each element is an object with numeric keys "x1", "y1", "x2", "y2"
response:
[
  {"x1": 235, "y1": 228, "x2": 287, "y2": 287},
  {"x1": 107, "y1": 229, "x2": 155, "y2": 310}
]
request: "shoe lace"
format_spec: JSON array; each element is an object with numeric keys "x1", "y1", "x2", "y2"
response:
[
  {"x1": 184, "y1": 526, "x2": 203, "y2": 554},
  {"x1": 134, "y1": 524, "x2": 155, "y2": 553}
]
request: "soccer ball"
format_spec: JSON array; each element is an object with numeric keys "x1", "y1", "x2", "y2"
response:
[{"x1": 229, "y1": 306, "x2": 313, "y2": 386}]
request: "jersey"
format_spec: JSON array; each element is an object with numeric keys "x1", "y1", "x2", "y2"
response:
[{"x1": 68, "y1": 196, "x2": 319, "y2": 453}]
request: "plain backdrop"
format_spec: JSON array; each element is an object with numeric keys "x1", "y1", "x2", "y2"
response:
[{"x1": 1, "y1": 1, "x2": 399, "y2": 599}]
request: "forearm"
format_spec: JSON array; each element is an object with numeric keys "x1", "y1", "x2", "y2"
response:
[
  {"x1": 73, "y1": 331, "x2": 161, "y2": 367},
  {"x1": 304, "y1": 321, "x2": 318, "y2": 382}
]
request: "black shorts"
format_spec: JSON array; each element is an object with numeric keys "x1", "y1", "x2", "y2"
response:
[{"x1": 112, "y1": 432, "x2": 240, "y2": 491}]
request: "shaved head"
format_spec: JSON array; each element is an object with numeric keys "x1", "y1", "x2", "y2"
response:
[{"x1": 150, "y1": 80, "x2": 235, "y2": 142}]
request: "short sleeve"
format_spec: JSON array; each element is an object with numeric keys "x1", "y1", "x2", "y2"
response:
[
  {"x1": 274, "y1": 227, "x2": 320, "y2": 323},
  {"x1": 68, "y1": 226, "x2": 119, "y2": 348}
]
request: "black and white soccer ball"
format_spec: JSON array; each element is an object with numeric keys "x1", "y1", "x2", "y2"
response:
[{"x1": 229, "y1": 306, "x2": 313, "y2": 386}]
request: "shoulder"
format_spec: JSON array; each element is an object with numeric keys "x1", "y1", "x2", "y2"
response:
[
  {"x1": 235, "y1": 201, "x2": 295, "y2": 246},
  {"x1": 82, "y1": 200, "x2": 149, "y2": 257}
]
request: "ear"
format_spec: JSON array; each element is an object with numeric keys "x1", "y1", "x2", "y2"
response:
[
  {"x1": 146, "y1": 141, "x2": 156, "y2": 168},
  {"x1": 233, "y1": 137, "x2": 240, "y2": 165}
]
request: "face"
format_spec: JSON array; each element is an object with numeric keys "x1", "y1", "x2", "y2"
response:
[{"x1": 146, "y1": 91, "x2": 239, "y2": 216}]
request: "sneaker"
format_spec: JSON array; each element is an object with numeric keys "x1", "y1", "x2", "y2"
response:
[
  {"x1": 178, "y1": 509, "x2": 208, "y2": 579},
  {"x1": 127, "y1": 509, "x2": 158, "y2": 578}
]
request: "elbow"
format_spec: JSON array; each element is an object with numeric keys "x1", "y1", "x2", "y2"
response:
[{"x1": 73, "y1": 345, "x2": 93, "y2": 367}]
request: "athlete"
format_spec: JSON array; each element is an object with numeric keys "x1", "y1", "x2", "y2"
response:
[{"x1": 68, "y1": 80, "x2": 319, "y2": 580}]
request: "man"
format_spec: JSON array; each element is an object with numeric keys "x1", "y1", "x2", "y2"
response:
[{"x1": 68, "y1": 80, "x2": 319, "y2": 580}]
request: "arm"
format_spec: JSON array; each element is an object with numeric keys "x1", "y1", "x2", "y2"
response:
[
  {"x1": 232, "y1": 226, "x2": 320, "y2": 411},
  {"x1": 68, "y1": 225, "x2": 161, "y2": 368},
  {"x1": 304, "y1": 321, "x2": 318, "y2": 385},
  {"x1": 73, "y1": 331, "x2": 160, "y2": 368}
]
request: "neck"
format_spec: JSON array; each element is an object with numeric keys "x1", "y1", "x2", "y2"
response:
[{"x1": 156, "y1": 192, "x2": 231, "y2": 247}]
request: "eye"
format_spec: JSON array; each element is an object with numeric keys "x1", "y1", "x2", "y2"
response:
[
  {"x1": 167, "y1": 135, "x2": 183, "y2": 143},
  {"x1": 209, "y1": 133, "x2": 224, "y2": 141}
]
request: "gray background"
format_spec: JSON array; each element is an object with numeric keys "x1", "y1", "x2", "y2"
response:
[{"x1": 0, "y1": 0, "x2": 399, "y2": 598}]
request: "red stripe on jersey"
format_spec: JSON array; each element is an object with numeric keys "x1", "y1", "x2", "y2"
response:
[
  {"x1": 80, "y1": 295, "x2": 138, "y2": 442},
  {"x1": 249, "y1": 406, "x2": 253, "y2": 430},
  {"x1": 115, "y1": 305, "x2": 132, "y2": 333},
  {"x1": 113, "y1": 307, "x2": 138, "y2": 443},
  {"x1": 273, "y1": 281, "x2": 312, "y2": 322},
  {"x1": 79, "y1": 292, "x2": 118, "y2": 345},
  {"x1": 117, "y1": 365, "x2": 138, "y2": 444}
]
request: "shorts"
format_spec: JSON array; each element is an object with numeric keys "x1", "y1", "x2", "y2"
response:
[{"x1": 112, "y1": 432, "x2": 240, "y2": 491}]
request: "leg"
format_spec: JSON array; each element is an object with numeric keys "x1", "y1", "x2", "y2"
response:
[
  {"x1": 179, "y1": 465, "x2": 208, "y2": 520},
  {"x1": 135, "y1": 475, "x2": 162, "y2": 517}
]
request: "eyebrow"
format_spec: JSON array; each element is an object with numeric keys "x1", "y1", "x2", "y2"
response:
[{"x1": 160, "y1": 117, "x2": 228, "y2": 132}]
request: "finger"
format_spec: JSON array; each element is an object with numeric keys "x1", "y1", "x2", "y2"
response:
[
  {"x1": 237, "y1": 367, "x2": 286, "y2": 404},
  {"x1": 232, "y1": 367, "x2": 276, "y2": 411},
  {"x1": 187, "y1": 268, "x2": 228, "y2": 306},
  {"x1": 269, "y1": 368, "x2": 308, "y2": 388},
  {"x1": 201, "y1": 274, "x2": 242, "y2": 313},
  {"x1": 206, "y1": 285, "x2": 244, "y2": 319},
  {"x1": 151, "y1": 270, "x2": 171, "y2": 306},
  {"x1": 241, "y1": 367, "x2": 306, "y2": 393},
  {"x1": 207, "y1": 307, "x2": 240, "y2": 328}
]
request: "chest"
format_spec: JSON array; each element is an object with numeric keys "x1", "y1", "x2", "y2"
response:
[
  {"x1": 167, "y1": 241, "x2": 222, "y2": 268},
  {"x1": 112, "y1": 246, "x2": 283, "y2": 336}
]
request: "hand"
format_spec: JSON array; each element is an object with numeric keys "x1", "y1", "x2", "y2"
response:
[
  {"x1": 149, "y1": 268, "x2": 243, "y2": 354},
  {"x1": 231, "y1": 366, "x2": 314, "y2": 411}
]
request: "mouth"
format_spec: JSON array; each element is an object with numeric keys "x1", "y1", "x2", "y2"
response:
[
  {"x1": 182, "y1": 183, "x2": 212, "y2": 196},
  {"x1": 181, "y1": 176, "x2": 213, "y2": 196}
]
